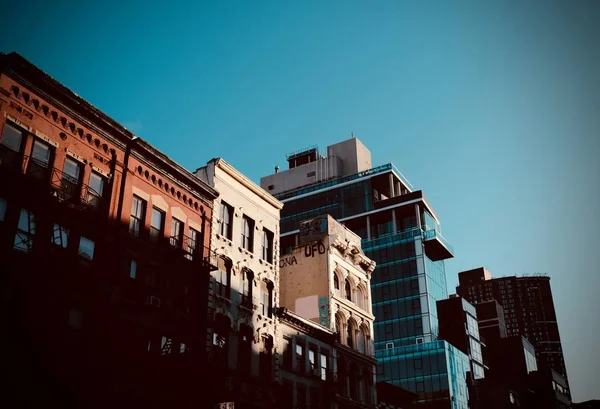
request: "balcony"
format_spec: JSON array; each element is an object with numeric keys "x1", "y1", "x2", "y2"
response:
[
  {"x1": 0, "y1": 145, "x2": 107, "y2": 213},
  {"x1": 423, "y1": 229, "x2": 454, "y2": 261}
]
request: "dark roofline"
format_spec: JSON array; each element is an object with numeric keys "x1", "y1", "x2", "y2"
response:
[{"x1": 0, "y1": 52, "x2": 217, "y2": 201}]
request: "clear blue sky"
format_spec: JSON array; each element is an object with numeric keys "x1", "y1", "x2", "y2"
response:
[{"x1": 2, "y1": 0, "x2": 599, "y2": 402}]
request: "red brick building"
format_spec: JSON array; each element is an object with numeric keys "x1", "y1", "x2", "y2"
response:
[{"x1": 0, "y1": 52, "x2": 218, "y2": 409}]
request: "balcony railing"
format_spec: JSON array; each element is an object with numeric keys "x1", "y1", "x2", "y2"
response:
[
  {"x1": 0, "y1": 145, "x2": 106, "y2": 212},
  {"x1": 49, "y1": 168, "x2": 105, "y2": 211},
  {"x1": 423, "y1": 229, "x2": 454, "y2": 254}
]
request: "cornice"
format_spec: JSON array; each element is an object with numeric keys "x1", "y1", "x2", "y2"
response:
[{"x1": 213, "y1": 158, "x2": 283, "y2": 210}]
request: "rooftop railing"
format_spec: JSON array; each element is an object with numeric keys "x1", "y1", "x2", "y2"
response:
[{"x1": 276, "y1": 162, "x2": 414, "y2": 201}]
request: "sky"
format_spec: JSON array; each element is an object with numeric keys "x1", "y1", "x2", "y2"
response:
[{"x1": 2, "y1": 0, "x2": 599, "y2": 402}]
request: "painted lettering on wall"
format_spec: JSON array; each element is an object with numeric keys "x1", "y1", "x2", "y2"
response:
[
  {"x1": 304, "y1": 240, "x2": 326, "y2": 258},
  {"x1": 279, "y1": 255, "x2": 298, "y2": 268}
]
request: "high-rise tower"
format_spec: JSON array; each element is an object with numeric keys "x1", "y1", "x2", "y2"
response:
[
  {"x1": 456, "y1": 267, "x2": 569, "y2": 383},
  {"x1": 261, "y1": 138, "x2": 470, "y2": 408}
]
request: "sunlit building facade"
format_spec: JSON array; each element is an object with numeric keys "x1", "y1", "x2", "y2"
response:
[
  {"x1": 260, "y1": 138, "x2": 469, "y2": 408},
  {"x1": 195, "y1": 158, "x2": 284, "y2": 408}
]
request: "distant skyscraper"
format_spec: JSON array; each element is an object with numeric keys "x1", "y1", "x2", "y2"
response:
[
  {"x1": 456, "y1": 267, "x2": 568, "y2": 383},
  {"x1": 261, "y1": 138, "x2": 470, "y2": 408}
]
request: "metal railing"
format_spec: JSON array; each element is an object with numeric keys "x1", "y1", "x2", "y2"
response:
[
  {"x1": 49, "y1": 168, "x2": 104, "y2": 211},
  {"x1": 276, "y1": 162, "x2": 414, "y2": 201},
  {"x1": 0, "y1": 145, "x2": 105, "y2": 212}
]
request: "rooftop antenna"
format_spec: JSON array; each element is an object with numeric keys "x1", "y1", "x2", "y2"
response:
[
  {"x1": 351, "y1": 131, "x2": 355, "y2": 138},
  {"x1": 275, "y1": 165, "x2": 279, "y2": 174}
]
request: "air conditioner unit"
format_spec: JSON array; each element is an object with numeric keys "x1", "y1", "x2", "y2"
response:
[
  {"x1": 146, "y1": 296, "x2": 161, "y2": 308},
  {"x1": 416, "y1": 337, "x2": 424, "y2": 345},
  {"x1": 385, "y1": 342, "x2": 394, "y2": 350}
]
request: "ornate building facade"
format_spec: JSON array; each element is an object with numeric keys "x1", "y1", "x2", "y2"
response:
[
  {"x1": 278, "y1": 215, "x2": 377, "y2": 408},
  {"x1": 195, "y1": 158, "x2": 283, "y2": 408}
]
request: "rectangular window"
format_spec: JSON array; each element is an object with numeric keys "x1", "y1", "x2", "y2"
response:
[
  {"x1": 260, "y1": 291, "x2": 268, "y2": 316},
  {"x1": 320, "y1": 353, "x2": 328, "y2": 380},
  {"x1": 87, "y1": 172, "x2": 105, "y2": 208},
  {"x1": 129, "y1": 195, "x2": 146, "y2": 237},
  {"x1": 261, "y1": 228, "x2": 274, "y2": 263},
  {"x1": 14, "y1": 209, "x2": 35, "y2": 252},
  {"x1": 283, "y1": 337, "x2": 292, "y2": 369},
  {"x1": 52, "y1": 224, "x2": 68, "y2": 248},
  {"x1": 78, "y1": 236, "x2": 95, "y2": 260},
  {"x1": 215, "y1": 269, "x2": 229, "y2": 298},
  {"x1": 170, "y1": 217, "x2": 183, "y2": 247},
  {"x1": 68, "y1": 309, "x2": 82, "y2": 329},
  {"x1": 242, "y1": 215, "x2": 254, "y2": 251},
  {"x1": 28, "y1": 139, "x2": 52, "y2": 179},
  {"x1": 0, "y1": 197, "x2": 6, "y2": 222},
  {"x1": 187, "y1": 227, "x2": 199, "y2": 259},
  {"x1": 297, "y1": 384, "x2": 307, "y2": 409},
  {"x1": 219, "y1": 201, "x2": 233, "y2": 239},
  {"x1": 296, "y1": 343, "x2": 304, "y2": 373},
  {"x1": 309, "y1": 347, "x2": 316, "y2": 371},
  {"x1": 150, "y1": 207, "x2": 164, "y2": 242},
  {"x1": 1, "y1": 123, "x2": 23, "y2": 152},
  {"x1": 60, "y1": 157, "x2": 82, "y2": 201},
  {"x1": 129, "y1": 260, "x2": 137, "y2": 279}
]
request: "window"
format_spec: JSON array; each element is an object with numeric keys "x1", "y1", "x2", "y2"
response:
[
  {"x1": 188, "y1": 227, "x2": 200, "y2": 257},
  {"x1": 242, "y1": 215, "x2": 254, "y2": 251},
  {"x1": 242, "y1": 268, "x2": 253, "y2": 306},
  {"x1": 160, "y1": 336, "x2": 172, "y2": 355},
  {"x1": 296, "y1": 342, "x2": 304, "y2": 373},
  {"x1": 28, "y1": 139, "x2": 52, "y2": 179},
  {"x1": 238, "y1": 324, "x2": 252, "y2": 374},
  {"x1": 282, "y1": 337, "x2": 292, "y2": 369},
  {"x1": 52, "y1": 224, "x2": 68, "y2": 248},
  {"x1": 1, "y1": 123, "x2": 23, "y2": 152},
  {"x1": 334, "y1": 274, "x2": 339, "y2": 290},
  {"x1": 219, "y1": 201, "x2": 233, "y2": 239},
  {"x1": 261, "y1": 228, "x2": 273, "y2": 263},
  {"x1": 259, "y1": 336, "x2": 273, "y2": 378},
  {"x1": 129, "y1": 195, "x2": 146, "y2": 237},
  {"x1": 150, "y1": 207, "x2": 164, "y2": 242},
  {"x1": 68, "y1": 309, "x2": 82, "y2": 329},
  {"x1": 345, "y1": 279, "x2": 352, "y2": 301},
  {"x1": 212, "y1": 315, "x2": 230, "y2": 364},
  {"x1": 297, "y1": 384, "x2": 307, "y2": 409},
  {"x1": 0, "y1": 197, "x2": 7, "y2": 222},
  {"x1": 170, "y1": 217, "x2": 183, "y2": 247},
  {"x1": 320, "y1": 352, "x2": 328, "y2": 380},
  {"x1": 129, "y1": 260, "x2": 137, "y2": 279},
  {"x1": 215, "y1": 269, "x2": 230, "y2": 298},
  {"x1": 260, "y1": 290, "x2": 268, "y2": 316},
  {"x1": 347, "y1": 321, "x2": 355, "y2": 348},
  {"x1": 78, "y1": 236, "x2": 95, "y2": 260},
  {"x1": 309, "y1": 347, "x2": 316, "y2": 371},
  {"x1": 87, "y1": 172, "x2": 105, "y2": 208},
  {"x1": 62, "y1": 158, "x2": 82, "y2": 196},
  {"x1": 14, "y1": 209, "x2": 35, "y2": 252}
]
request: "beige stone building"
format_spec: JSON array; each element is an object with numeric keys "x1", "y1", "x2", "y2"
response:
[
  {"x1": 278, "y1": 214, "x2": 378, "y2": 407},
  {"x1": 195, "y1": 158, "x2": 283, "y2": 408}
]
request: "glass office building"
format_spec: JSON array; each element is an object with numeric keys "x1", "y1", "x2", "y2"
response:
[{"x1": 261, "y1": 139, "x2": 467, "y2": 408}]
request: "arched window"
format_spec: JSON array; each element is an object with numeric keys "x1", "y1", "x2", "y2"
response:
[
  {"x1": 347, "y1": 319, "x2": 356, "y2": 348},
  {"x1": 337, "y1": 358, "x2": 348, "y2": 397},
  {"x1": 334, "y1": 274, "x2": 339, "y2": 290},
  {"x1": 335, "y1": 314, "x2": 343, "y2": 344},
  {"x1": 357, "y1": 326, "x2": 366, "y2": 354},
  {"x1": 242, "y1": 268, "x2": 254, "y2": 306},
  {"x1": 345, "y1": 279, "x2": 352, "y2": 301}
]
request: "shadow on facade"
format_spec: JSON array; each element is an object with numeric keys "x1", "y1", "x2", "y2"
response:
[{"x1": 0, "y1": 184, "x2": 215, "y2": 408}]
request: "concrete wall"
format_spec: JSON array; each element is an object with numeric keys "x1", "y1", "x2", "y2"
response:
[
  {"x1": 326, "y1": 137, "x2": 372, "y2": 176},
  {"x1": 259, "y1": 155, "x2": 341, "y2": 196}
]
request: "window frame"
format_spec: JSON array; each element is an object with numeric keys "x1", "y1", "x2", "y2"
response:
[
  {"x1": 261, "y1": 228, "x2": 274, "y2": 263},
  {"x1": 150, "y1": 206, "x2": 165, "y2": 242},
  {"x1": 241, "y1": 214, "x2": 254, "y2": 252},
  {"x1": 219, "y1": 201, "x2": 233, "y2": 239}
]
